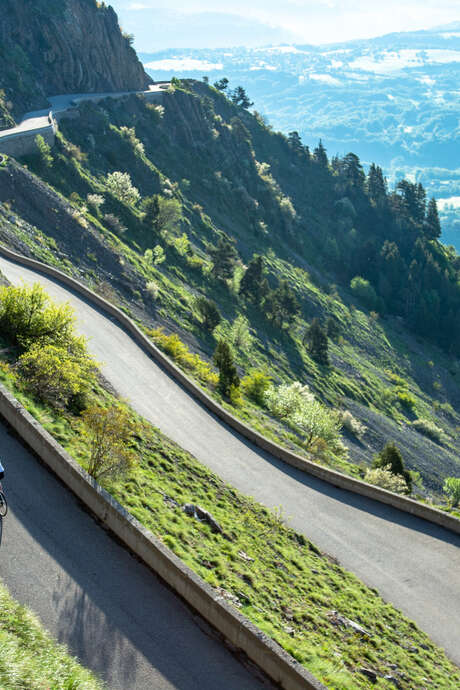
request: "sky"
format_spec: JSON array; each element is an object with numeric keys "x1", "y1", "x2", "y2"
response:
[{"x1": 110, "y1": 0, "x2": 460, "y2": 50}]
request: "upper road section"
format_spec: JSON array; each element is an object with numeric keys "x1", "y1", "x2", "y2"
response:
[
  {"x1": 0, "y1": 255, "x2": 459, "y2": 665},
  {"x1": 0, "y1": 84, "x2": 166, "y2": 143}
]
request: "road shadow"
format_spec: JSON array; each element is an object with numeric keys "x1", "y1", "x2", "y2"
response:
[{"x1": 0, "y1": 422, "x2": 265, "y2": 690}]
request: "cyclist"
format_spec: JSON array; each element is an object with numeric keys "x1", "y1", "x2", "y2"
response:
[{"x1": 0, "y1": 460, "x2": 6, "y2": 518}]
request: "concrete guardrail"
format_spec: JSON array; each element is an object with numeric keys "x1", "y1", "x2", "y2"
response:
[
  {"x1": 0, "y1": 243, "x2": 459, "y2": 537},
  {"x1": 0, "y1": 383, "x2": 325, "y2": 690}
]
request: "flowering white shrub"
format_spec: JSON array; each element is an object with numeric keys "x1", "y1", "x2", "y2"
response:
[
  {"x1": 86, "y1": 193, "x2": 105, "y2": 212},
  {"x1": 364, "y1": 467, "x2": 408, "y2": 494},
  {"x1": 265, "y1": 382, "x2": 343, "y2": 454},
  {"x1": 106, "y1": 171, "x2": 140, "y2": 206},
  {"x1": 264, "y1": 381, "x2": 314, "y2": 419},
  {"x1": 340, "y1": 410, "x2": 366, "y2": 439}
]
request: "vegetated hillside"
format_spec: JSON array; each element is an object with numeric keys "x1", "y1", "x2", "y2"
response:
[
  {"x1": 1, "y1": 79, "x2": 459, "y2": 499},
  {"x1": 140, "y1": 25, "x2": 460, "y2": 249},
  {"x1": 0, "y1": 0, "x2": 151, "y2": 128}
]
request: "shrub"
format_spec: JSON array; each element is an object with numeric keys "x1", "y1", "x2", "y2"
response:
[
  {"x1": 350, "y1": 276, "x2": 378, "y2": 310},
  {"x1": 153, "y1": 245, "x2": 165, "y2": 265},
  {"x1": 145, "y1": 281, "x2": 159, "y2": 300},
  {"x1": 86, "y1": 194, "x2": 105, "y2": 214},
  {"x1": 265, "y1": 382, "x2": 314, "y2": 420},
  {"x1": 17, "y1": 341, "x2": 96, "y2": 408},
  {"x1": 105, "y1": 171, "x2": 140, "y2": 206},
  {"x1": 150, "y1": 328, "x2": 218, "y2": 387},
  {"x1": 411, "y1": 419, "x2": 446, "y2": 444},
  {"x1": 143, "y1": 195, "x2": 183, "y2": 235},
  {"x1": 365, "y1": 467, "x2": 408, "y2": 494},
  {"x1": 172, "y1": 233, "x2": 190, "y2": 256},
  {"x1": 373, "y1": 442, "x2": 412, "y2": 493},
  {"x1": 103, "y1": 213, "x2": 126, "y2": 235},
  {"x1": 396, "y1": 389, "x2": 416, "y2": 410},
  {"x1": 81, "y1": 405, "x2": 139, "y2": 480},
  {"x1": 443, "y1": 477, "x2": 460, "y2": 507},
  {"x1": 340, "y1": 410, "x2": 366, "y2": 439},
  {"x1": 119, "y1": 126, "x2": 145, "y2": 157},
  {"x1": 241, "y1": 370, "x2": 272, "y2": 406},
  {"x1": 0, "y1": 283, "x2": 75, "y2": 350},
  {"x1": 265, "y1": 382, "x2": 343, "y2": 455},
  {"x1": 34, "y1": 134, "x2": 53, "y2": 169}
]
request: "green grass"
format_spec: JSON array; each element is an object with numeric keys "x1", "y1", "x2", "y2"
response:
[
  {"x1": 5, "y1": 98, "x2": 459, "y2": 497},
  {"x1": 0, "y1": 356, "x2": 459, "y2": 690},
  {"x1": 0, "y1": 581, "x2": 104, "y2": 689}
]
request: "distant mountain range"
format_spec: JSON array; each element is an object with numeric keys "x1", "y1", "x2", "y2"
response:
[{"x1": 141, "y1": 24, "x2": 460, "y2": 248}]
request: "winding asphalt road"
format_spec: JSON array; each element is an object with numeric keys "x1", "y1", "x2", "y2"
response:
[
  {"x1": 0, "y1": 255, "x2": 459, "y2": 668},
  {"x1": 0, "y1": 85, "x2": 165, "y2": 142},
  {"x1": 0, "y1": 422, "x2": 267, "y2": 689}
]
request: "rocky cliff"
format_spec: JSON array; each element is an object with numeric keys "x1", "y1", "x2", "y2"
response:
[{"x1": 0, "y1": 0, "x2": 152, "y2": 127}]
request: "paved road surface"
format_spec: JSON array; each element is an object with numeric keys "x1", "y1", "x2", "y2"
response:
[
  {"x1": 0, "y1": 422, "x2": 266, "y2": 690},
  {"x1": 0, "y1": 85, "x2": 165, "y2": 141},
  {"x1": 0, "y1": 256, "x2": 459, "y2": 666}
]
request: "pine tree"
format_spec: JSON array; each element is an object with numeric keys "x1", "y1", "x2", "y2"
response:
[
  {"x1": 209, "y1": 236, "x2": 238, "y2": 280},
  {"x1": 305, "y1": 318, "x2": 329, "y2": 365},
  {"x1": 367, "y1": 163, "x2": 387, "y2": 205},
  {"x1": 239, "y1": 255, "x2": 265, "y2": 303},
  {"x1": 264, "y1": 280, "x2": 299, "y2": 327},
  {"x1": 214, "y1": 77, "x2": 229, "y2": 92},
  {"x1": 195, "y1": 296, "x2": 221, "y2": 331},
  {"x1": 341, "y1": 152, "x2": 365, "y2": 192},
  {"x1": 313, "y1": 139, "x2": 328, "y2": 167},
  {"x1": 424, "y1": 197, "x2": 441, "y2": 240},
  {"x1": 326, "y1": 316, "x2": 340, "y2": 341},
  {"x1": 213, "y1": 340, "x2": 239, "y2": 396},
  {"x1": 142, "y1": 194, "x2": 160, "y2": 228},
  {"x1": 288, "y1": 131, "x2": 306, "y2": 158},
  {"x1": 230, "y1": 86, "x2": 253, "y2": 109}
]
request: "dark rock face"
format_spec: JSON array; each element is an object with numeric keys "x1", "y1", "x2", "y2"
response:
[{"x1": 0, "y1": 0, "x2": 152, "y2": 123}]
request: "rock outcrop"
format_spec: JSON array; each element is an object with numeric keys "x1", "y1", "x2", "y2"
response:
[{"x1": 0, "y1": 0, "x2": 152, "y2": 126}]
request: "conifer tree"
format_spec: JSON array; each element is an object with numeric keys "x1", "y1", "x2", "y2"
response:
[
  {"x1": 367, "y1": 163, "x2": 387, "y2": 205},
  {"x1": 264, "y1": 280, "x2": 299, "y2": 327},
  {"x1": 195, "y1": 296, "x2": 221, "y2": 331},
  {"x1": 213, "y1": 340, "x2": 239, "y2": 396},
  {"x1": 305, "y1": 318, "x2": 329, "y2": 365},
  {"x1": 214, "y1": 77, "x2": 229, "y2": 91},
  {"x1": 239, "y1": 255, "x2": 265, "y2": 303},
  {"x1": 209, "y1": 236, "x2": 238, "y2": 280},
  {"x1": 288, "y1": 131, "x2": 306, "y2": 158},
  {"x1": 313, "y1": 139, "x2": 328, "y2": 167},
  {"x1": 230, "y1": 86, "x2": 253, "y2": 109},
  {"x1": 424, "y1": 197, "x2": 441, "y2": 240}
]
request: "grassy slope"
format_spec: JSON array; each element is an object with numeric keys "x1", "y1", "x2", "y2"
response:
[
  {"x1": 1, "y1": 83, "x2": 458, "y2": 499},
  {"x1": 0, "y1": 580, "x2": 104, "y2": 690},
  {"x1": 0, "y1": 346, "x2": 458, "y2": 690}
]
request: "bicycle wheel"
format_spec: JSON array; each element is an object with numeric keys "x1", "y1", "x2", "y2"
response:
[{"x1": 0, "y1": 491, "x2": 7, "y2": 518}]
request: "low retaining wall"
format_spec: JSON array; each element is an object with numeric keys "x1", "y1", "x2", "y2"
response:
[
  {"x1": 0, "y1": 244, "x2": 459, "y2": 537},
  {"x1": 0, "y1": 124, "x2": 55, "y2": 157},
  {"x1": 0, "y1": 383, "x2": 324, "y2": 690}
]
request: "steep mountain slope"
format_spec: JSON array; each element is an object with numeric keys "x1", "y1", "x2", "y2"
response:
[
  {"x1": 140, "y1": 26, "x2": 460, "y2": 248},
  {"x1": 0, "y1": 0, "x2": 151, "y2": 127},
  {"x1": 1, "y1": 80, "x2": 459, "y2": 497}
]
